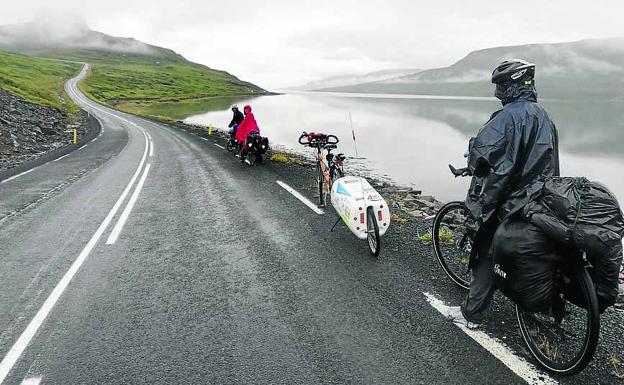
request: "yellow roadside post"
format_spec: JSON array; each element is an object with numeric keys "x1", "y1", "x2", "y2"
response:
[
  {"x1": 73, "y1": 129, "x2": 77, "y2": 144},
  {"x1": 208, "y1": 124, "x2": 213, "y2": 136}
]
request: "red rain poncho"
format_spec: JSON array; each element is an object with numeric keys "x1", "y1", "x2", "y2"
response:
[{"x1": 235, "y1": 105, "x2": 260, "y2": 145}]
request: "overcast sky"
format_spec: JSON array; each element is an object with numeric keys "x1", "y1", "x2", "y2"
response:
[{"x1": 1, "y1": 0, "x2": 623, "y2": 89}]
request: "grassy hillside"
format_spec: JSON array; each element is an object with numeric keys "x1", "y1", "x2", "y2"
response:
[
  {"x1": 1, "y1": 24, "x2": 268, "y2": 122},
  {"x1": 82, "y1": 60, "x2": 264, "y2": 102},
  {"x1": 29, "y1": 49, "x2": 267, "y2": 121},
  {"x1": 0, "y1": 51, "x2": 81, "y2": 116}
]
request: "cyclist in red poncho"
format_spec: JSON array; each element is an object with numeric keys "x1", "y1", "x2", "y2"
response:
[{"x1": 235, "y1": 105, "x2": 260, "y2": 157}]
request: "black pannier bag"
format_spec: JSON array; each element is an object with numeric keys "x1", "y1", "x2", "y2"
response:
[
  {"x1": 492, "y1": 218, "x2": 564, "y2": 312},
  {"x1": 246, "y1": 132, "x2": 269, "y2": 154},
  {"x1": 246, "y1": 132, "x2": 260, "y2": 145},
  {"x1": 522, "y1": 177, "x2": 624, "y2": 311},
  {"x1": 259, "y1": 137, "x2": 269, "y2": 154}
]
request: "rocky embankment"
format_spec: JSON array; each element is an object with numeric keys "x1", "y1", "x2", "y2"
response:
[{"x1": 0, "y1": 89, "x2": 89, "y2": 171}]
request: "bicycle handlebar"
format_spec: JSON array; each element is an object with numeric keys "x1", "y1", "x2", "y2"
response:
[
  {"x1": 298, "y1": 132, "x2": 339, "y2": 148},
  {"x1": 449, "y1": 164, "x2": 470, "y2": 177}
]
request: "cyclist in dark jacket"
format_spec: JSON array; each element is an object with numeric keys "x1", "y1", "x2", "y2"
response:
[
  {"x1": 460, "y1": 59, "x2": 561, "y2": 324},
  {"x1": 228, "y1": 105, "x2": 244, "y2": 132}
]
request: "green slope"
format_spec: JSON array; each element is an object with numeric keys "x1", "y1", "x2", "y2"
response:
[
  {"x1": 0, "y1": 51, "x2": 81, "y2": 116},
  {"x1": 37, "y1": 48, "x2": 267, "y2": 121},
  {"x1": 1, "y1": 24, "x2": 268, "y2": 122}
]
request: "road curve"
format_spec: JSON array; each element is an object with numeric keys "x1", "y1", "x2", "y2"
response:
[{"x1": 0, "y1": 65, "x2": 620, "y2": 385}]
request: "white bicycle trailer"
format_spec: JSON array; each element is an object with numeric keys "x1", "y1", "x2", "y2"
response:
[{"x1": 331, "y1": 175, "x2": 391, "y2": 256}]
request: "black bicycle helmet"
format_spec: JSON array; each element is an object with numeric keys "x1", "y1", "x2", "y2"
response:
[{"x1": 491, "y1": 59, "x2": 535, "y2": 84}]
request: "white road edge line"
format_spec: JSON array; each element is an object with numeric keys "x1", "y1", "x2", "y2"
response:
[
  {"x1": 106, "y1": 163, "x2": 152, "y2": 245},
  {"x1": 201, "y1": 137, "x2": 208, "y2": 141},
  {"x1": 77, "y1": 144, "x2": 87, "y2": 151},
  {"x1": 214, "y1": 143, "x2": 225, "y2": 149},
  {"x1": 276, "y1": 180, "x2": 324, "y2": 215},
  {"x1": 52, "y1": 153, "x2": 71, "y2": 163},
  {"x1": 0, "y1": 168, "x2": 36, "y2": 184},
  {"x1": 0, "y1": 120, "x2": 150, "y2": 385},
  {"x1": 148, "y1": 140, "x2": 154, "y2": 157},
  {"x1": 423, "y1": 292, "x2": 558, "y2": 385},
  {"x1": 20, "y1": 377, "x2": 41, "y2": 385}
]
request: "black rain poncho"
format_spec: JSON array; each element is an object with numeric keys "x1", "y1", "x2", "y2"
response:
[{"x1": 465, "y1": 83, "x2": 560, "y2": 229}]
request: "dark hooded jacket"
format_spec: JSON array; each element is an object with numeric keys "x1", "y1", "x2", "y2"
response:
[
  {"x1": 228, "y1": 109, "x2": 244, "y2": 128},
  {"x1": 465, "y1": 82, "x2": 560, "y2": 229}
]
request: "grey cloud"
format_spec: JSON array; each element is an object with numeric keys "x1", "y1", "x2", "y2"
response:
[{"x1": 1, "y1": 0, "x2": 624, "y2": 88}]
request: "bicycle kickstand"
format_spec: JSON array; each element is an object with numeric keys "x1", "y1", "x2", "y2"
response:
[{"x1": 330, "y1": 217, "x2": 342, "y2": 232}]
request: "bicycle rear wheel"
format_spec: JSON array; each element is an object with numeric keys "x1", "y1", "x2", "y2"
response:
[
  {"x1": 516, "y1": 261, "x2": 600, "y2": 376},
  {"x1": 245, "y1": 150, "x2": 257, "y2": 166},
  {"x1": 367, "y1": 206, "x2": 381, "y2": 257},
  {"x1": 432, "y1": 201, "x2": 472, "y2": 290}
]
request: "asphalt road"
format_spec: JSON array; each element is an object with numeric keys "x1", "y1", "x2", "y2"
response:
[{"x1": 0, "y1": 65, "x2": 622, "y2": 385}]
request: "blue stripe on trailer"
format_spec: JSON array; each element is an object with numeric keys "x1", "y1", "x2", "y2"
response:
[{"x1": 336, "y1": 183, "x2": 351, "y2": 196}]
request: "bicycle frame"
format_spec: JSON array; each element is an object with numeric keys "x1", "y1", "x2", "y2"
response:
[{"x1": 316, "y1": 147, "x2": 331, "y2": 188}]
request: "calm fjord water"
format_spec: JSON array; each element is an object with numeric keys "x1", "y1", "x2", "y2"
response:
[{"x1": 184, "y1": 92, "x2": 624, "y2": 203}]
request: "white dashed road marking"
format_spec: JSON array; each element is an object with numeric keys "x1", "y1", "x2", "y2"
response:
[
  {"x1": 276, "y1": 180, "x2": 325, "y2": 215},
  {"x1": 20, "y1": 377, "x2": 41, "y2": 385}
]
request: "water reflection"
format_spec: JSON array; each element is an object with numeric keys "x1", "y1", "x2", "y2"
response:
[{"x1": 183, "y1": 93, "x2": 623, "y2": 203}]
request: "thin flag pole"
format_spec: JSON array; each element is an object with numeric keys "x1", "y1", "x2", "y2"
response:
[
  {"x1": 348, "y1": 112, "x2": 368, "y2": 210},
  {"x1": 349, "y1": 112, "x2": 359, "y2": 158}
]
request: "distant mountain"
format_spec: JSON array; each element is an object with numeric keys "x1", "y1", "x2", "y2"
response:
[
  {"x1": 293, "y1": 68, "x2": 421, "y2": 91},
  {"x1": 322, "y1": 38, "x2": 624, "y2": 100},
  {"x1": 0, "y1": 22, "x2": 186, "y2": 62}
]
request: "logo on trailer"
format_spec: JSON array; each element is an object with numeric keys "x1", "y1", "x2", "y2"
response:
[{"x1": 493, "y1": 264, "x2": 507, "y2": 279}]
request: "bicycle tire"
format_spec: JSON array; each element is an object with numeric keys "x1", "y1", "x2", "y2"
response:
[
  {"x1": 516, "y1": 263, "x2": 600, "y2": 376},
  {"x1": 245, "y1": 150, "x2": 257, "y2": 166},
  {"x1": 432, "y1": 201, "x2": 471, "y2": 290},
  {"x1": 367, "y1": 206, "x2": 381, "y2": 257},
  {"x1": 316, "y1": 162, "x2": 325, "y2": 207}
]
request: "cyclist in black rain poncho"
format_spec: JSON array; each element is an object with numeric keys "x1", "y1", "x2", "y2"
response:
[
  {"x1": 228, "y1": 105, "x2": 244, "y2": 133},
  {"x1": 460, "y1": 59, "x2": 560, "y2": 324}
]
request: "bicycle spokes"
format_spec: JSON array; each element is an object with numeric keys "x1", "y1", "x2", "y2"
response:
[
  {"x1": 519, "y1": 304, "x2": 590, "y2": 366},
  {"x1": 434, "y1": 203, "x2": 473, "y2": 288}
]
